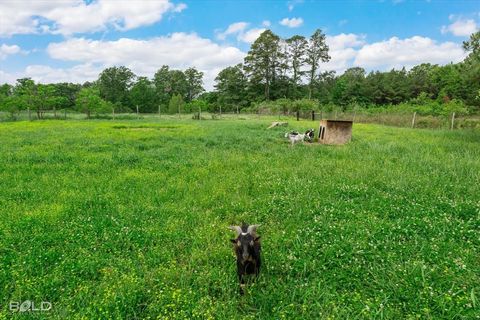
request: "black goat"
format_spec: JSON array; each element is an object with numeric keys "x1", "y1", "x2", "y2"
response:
[{"x1": 229, "y1": 224, "x2": 261, "y2": 295}]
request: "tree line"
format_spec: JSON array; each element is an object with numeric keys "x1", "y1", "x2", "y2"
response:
[
  {"x1": 0, "y1": 65, "x2": 205, "y2": 119},
  {"x1": 1, "y1": 29, "x2": 479, "y2": 119},
  {"x1": 212, "y1": 29, "x2": 480, "y2": 115}
]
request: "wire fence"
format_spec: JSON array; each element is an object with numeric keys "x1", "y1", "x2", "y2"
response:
[
  {"x1": 1, "y1": 109, "x2": 479, "y2": 130},
  {"x1": 290, "y1": 110, "x2": 480, "y2": 130}
]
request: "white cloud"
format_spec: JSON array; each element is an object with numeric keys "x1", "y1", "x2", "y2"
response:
[
  {"x1": 216, "y1": 22, "x2": 249, "y2": 40},
  {"x1": 262, "y1": 20, "x2": 271, "y2": 27},
  {"x1": 279, "y1": 17, "x2": 304, "y2": 28},
  {"x1": 45, "y1": 33, "x2": 245, "y2": 89},
  {"x1": 238, "y1": 28, "x2": 266, "y2": 44},
  {"x1": 321, "y1": 34, "x2": 366, "y2": 73},
  {"x1": 287, "y1": 0, "x2": 303, "y2": 12},
  {"x1": 1, "y1": 31, "x2": 468, "y2": 89},
  {"x1": 0, "y1": 44, "x2": 21, "y2": 59},
  {"x1": 441, "y1": 16, "x2": 478, "y2": 36},
  {"x1": 173, "y1": 3, "x2": 187, "y2": 13},
  {"x1": 0, "y1": 63, "x2": 104, "y2": 85},
  {"x1": 216, "y1": 22, "x2": 264, "y2": 43},
  {"x1": 317, "y1": 34, "x2": 466, "y2": 74},
  {"x1": 0, "y1": 70, "x2": 18, "y2": 84},
  {"x1": 327, "y1": 33, "x2": 366, "y2": 50},
  {"x1": 0, "y1": 0, "x2": 186, "y2": 37},
  {"x1": 24, "y1": 64, "x2": 103, "y2": 84},
  {"x1": 354, "y1": 36, "x2": 466, "y2": 69}
]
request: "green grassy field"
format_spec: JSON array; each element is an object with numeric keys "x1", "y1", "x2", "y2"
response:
[{"x1": 0, "y1": 119, "x2": 479, "y2": 319}]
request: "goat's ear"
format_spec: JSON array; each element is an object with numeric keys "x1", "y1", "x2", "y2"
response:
[{"x1": 254, "y1": 236, "x2": 261, "y2": 242}]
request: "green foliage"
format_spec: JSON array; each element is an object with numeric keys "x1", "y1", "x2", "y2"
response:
[
  {"x1": 13, "y1": 78, "x2": 37, "y2": 111},
  {"x1": 0, "y1": 83, "x2": 13, "y2": 97},
  {"x1": 291, "y1": 98, "x2": 318, "y2": 112},
  {"x1": 37, "y1": 84, "x2": 66, "y2": 116},
  {"x1": 76, "y1": 87, "x2": 108, "y2": 118},
  {"x1": 0, "y1": 120, "x2": 478, "y2": 319},
  {"x1": 272, "y1": 98, "x2": 292, "y2": 113},
  {"x1": 98, "y1": 66, "x2": 135, "y2": 107},
  {"x1": 286, "y1": 35, "x2": 308, "y2": 96},
  {"x1": 2, "y1": 32, "x2": 480, "y2": 117},
  {"x1": 0, "y1": 95, "x2": 26, "y2": 119},
  {"x1": 153, "y1": 65, "x2": 172, "y2": 107},
  {"x1": 215, "y1": 64, "x2": 248, "y2": 111},
  {"x1": 244, "y1": 29, "x2": 283, "y2": 100},
  {"x1": 306, "y1": 29, "x2": 330, "y2": 98},
  {"x1": 463, "y1": 31, "x2": 480, "y2": 56},
  {"x1": 153, "y1": 66, "x2": 202, "y2": 107},
  {"x1": 129, "y1": 77, "x2": 157, "y2": 113},
  {"x1": 51, "y1": 82, "x2": 82, "y2": 109},
  {"x1": 198, "y1": 91, "x2": 219, "y2": 113},
  {"x1": 185, "y1": 99, "x2": 208, "y2": 113},
  {"x1": 184, "y1": 67, "x2": 205, "y2": 102},
  {"x1": 168, "y1": 93, "x2": 185, "y2": 114},
  {"x1": 441, "y1": 99, "x2": 469, "y2": 116}
]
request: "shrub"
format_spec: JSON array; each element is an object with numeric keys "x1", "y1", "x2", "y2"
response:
[
  {"x1": 168, "y1": 94, "x2": 185, "y2": 114},
  {"x1": 291, "y1": 99, "x2": 318, "y2": 112},
  {"x1": 186, "y1": 100, "x2": 209, "y2": 113},
  {"x1": 440, "y1": 99, "x2": 469, "y2": 116}
]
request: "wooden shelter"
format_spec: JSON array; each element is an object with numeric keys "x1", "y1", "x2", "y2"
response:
[{"x1": 318, "y1": 120, "x2": 353, "y2": 145}]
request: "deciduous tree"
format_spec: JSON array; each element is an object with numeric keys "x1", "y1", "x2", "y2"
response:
[
  {"x1": 184, "y1": 67, "x2": 204, "y2": 102},
  {"x1": 130, "y1": 77, "x2": 157, "y2": 113},
  {"x1": 305, "y1": 29, "x2": 330, "y2": 99},
  {"x1": 286, "y1": 35, "x2": 307, "y2": 98},
  {"x1": 244, "y1": 30, "x2": 283, "y2": 100},
  {"x1": 98, "y1": 66, "x2": 135, "y2": 107}
]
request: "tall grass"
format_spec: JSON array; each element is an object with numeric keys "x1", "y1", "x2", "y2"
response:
[{"x1": 0, "y1": 119, "x2": 479, "y2": 319}]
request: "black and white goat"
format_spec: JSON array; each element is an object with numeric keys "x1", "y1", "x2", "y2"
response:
[
  {"x1": 285, "y1": 129, "x2": 315, "y2": 145},
  {"x1": 229, "y1": 224, "x2": 261, "y2": 295}
]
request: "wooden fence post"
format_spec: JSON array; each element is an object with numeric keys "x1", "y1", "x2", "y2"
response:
[
  {"x1": 64, "y1": 109, "x2": 67, "y2": 119},
  {"x1": 28, "y1": 108, "x2": 31, "y2": 121},
  {"x1": 158, "y1": 105, "x2": 161, "y2": 119},
  {"x1": 451, "y1": 112, "x2": 455, "y2": 130},
  {"x1": 296, "y1": 110, "x2": 299, "y2": 121},
  {"x1": 136, "y1": 105, "x2": 139, "y2": 119},
  {"x1": 112, "y1": 108, "x2": 115, "y2": 120},
  {"x1": 320, "y1": 110, "x2": 323, "y2": 120},
  {"x1": 352, "y1": 111, "x2": 356, "y2": 122},
  {"x1": 311, "y1": 110, "x2": 315, "y2": 121},
  {"x1": 411, "y1": 112, "x2": 417, "y2": 128},
  {"x1": 334, "y1": 110, "x2": 338, "y2": 120}
]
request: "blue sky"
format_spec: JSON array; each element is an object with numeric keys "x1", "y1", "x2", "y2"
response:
[{"x1": 0, "y1": 0, "x2": 478, "y2": 89}]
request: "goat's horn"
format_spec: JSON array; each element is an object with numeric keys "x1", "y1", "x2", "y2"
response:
[
  {"x1": 229, "y1": 226, "x2": 242, "y2": 236},
  {"x1": 247, "y1": 224, "x2": 260, "y2": 235}
]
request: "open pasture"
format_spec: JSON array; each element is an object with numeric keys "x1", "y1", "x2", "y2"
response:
[{"x1": 0, "y1": 119, "x2": 479, "y2": 319}]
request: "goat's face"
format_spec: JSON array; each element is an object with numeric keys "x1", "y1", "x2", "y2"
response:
[
  {"x1": 232, "y1": 233, "x2": 257, "y2": 261},
  {"x1": 229, "y1": 224, "x2": 260, "y2": 262}
]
